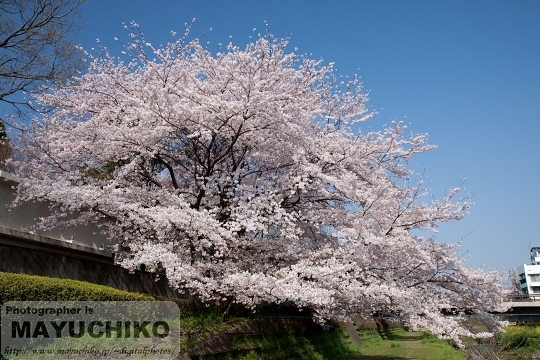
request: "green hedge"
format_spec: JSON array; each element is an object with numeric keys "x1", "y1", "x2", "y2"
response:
[{"x1": 0, "y1": 272, "x2": 154, "y2": 304}]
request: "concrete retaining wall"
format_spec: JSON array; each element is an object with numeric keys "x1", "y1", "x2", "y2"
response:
[
  {"x1": 0, "y1": 171, "x2": 183, "y2": 298},
  {"x1": 0, "y1": 171, "x2": 109, "y2": 250},
  {"x1": 0, "y1": 236, "x2": 180, "y2": 298}
]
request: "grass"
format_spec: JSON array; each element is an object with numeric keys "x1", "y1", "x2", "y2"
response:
[
  {"x1": 199, "y1": 329, "x2": 359, "y2": 360},
  {"x1": 198, "y1": 326, "x2": 466, "y2": 360},
  {"x1": 354, "y1": 328, "x2": 465, "y2": 360},
  {"x1": 0, "y1": 273, "x2": 474, "y2": 359},
  {"x1": 180, "y1": 309, "x2": 246, "y2": 351},
  {"x1": 0, "y1": 306, "x2": 238, "y2": 360}
]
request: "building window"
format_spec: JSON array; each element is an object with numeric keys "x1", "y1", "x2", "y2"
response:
[
  {"x1": 530, "y1": 286, "x2": 540, "y2": 294},
  {"x1": 530, "y1": 274, "x2": 540, "y2": 282}
]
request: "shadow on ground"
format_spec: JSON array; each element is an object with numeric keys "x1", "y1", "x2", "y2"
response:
[
  {"x1": 307, "y1": 328, "x2": 411, "y2": 360},
  {"x1": 343, "y1": 356, "x2": 411, "y2": 360},
  {"x1": 382, "y1": 328, "x2": 427, "y2": 342}
]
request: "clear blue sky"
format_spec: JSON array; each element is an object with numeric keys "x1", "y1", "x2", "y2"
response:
[{"x1": 73, "y1": 0, "x2": 539, "y2": 272}]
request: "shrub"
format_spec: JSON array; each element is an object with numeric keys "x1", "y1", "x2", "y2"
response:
[
  {"x1": 0, "y1": 272, "x2": 154, "y2": 304},
  {"x1": 497, "y1": 325, "x2": 540, "y2": 352}
]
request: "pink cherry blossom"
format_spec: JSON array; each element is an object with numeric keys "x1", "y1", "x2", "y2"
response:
[{"x1": 9, "y1": 26, "x2": 506, "y2": 346}]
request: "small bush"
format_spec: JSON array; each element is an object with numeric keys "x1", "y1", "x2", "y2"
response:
[
  {"x1": 497, "y1": 326, "x2": 540, "y2": 351},
  {"x1": 0, "y1": 271, "x2": 154, "y2": 304}
]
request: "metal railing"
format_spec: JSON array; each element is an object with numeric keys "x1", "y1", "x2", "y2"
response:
[{"x1": 504, "y1": 294, "x2": 540, "y2": 302}]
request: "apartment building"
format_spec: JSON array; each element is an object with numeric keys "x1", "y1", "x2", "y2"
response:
[{"x1": 517, "y1": 247, "x2": 540, "y2": 295}]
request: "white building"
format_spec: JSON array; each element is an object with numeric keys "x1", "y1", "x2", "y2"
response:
[{"x1": 517, "y1": 247, "x2": 540, "y2": 295}]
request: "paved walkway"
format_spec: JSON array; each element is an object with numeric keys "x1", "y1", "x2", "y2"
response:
[{"x1": 346, "y1": 322, "x2": 363, "y2": 345}]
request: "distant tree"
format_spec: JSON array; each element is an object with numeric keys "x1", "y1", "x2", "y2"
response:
[
  {"x1": 0, "y1": 120, "x2": 9, "y2": 168},
  {"x1": 10, "y1": 25, "x2": 506, "y2": 346},
  {"x1": 507, "y1": 268, "x2": 522, "y2": 295},
  {"x1": 0, "y1": 0, "x2": 85, "y2": 126},
  {"x1": 0, "y1": 0, "x2": 85, "y2": 167}
]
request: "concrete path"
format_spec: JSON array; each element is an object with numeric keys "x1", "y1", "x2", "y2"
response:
[{"x1": 346, "y1": 322, "x2": 362, "y2": 345}]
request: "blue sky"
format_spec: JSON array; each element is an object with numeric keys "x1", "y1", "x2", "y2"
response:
[{"x1": 70, "y1": 1, "x2": 540, "y2": 272}]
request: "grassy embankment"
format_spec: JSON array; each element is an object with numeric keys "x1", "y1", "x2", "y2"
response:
[
  {"x1": 9, "y1": 272, "x2": 540, "y2": 359},
  {"x1": 196, "y1": 323, "x2": 465, "y2": 359}
]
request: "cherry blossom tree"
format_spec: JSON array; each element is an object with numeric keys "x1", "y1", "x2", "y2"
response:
[{"x1": 9, "y1": 24, "x2": 506, "y2": 345}]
